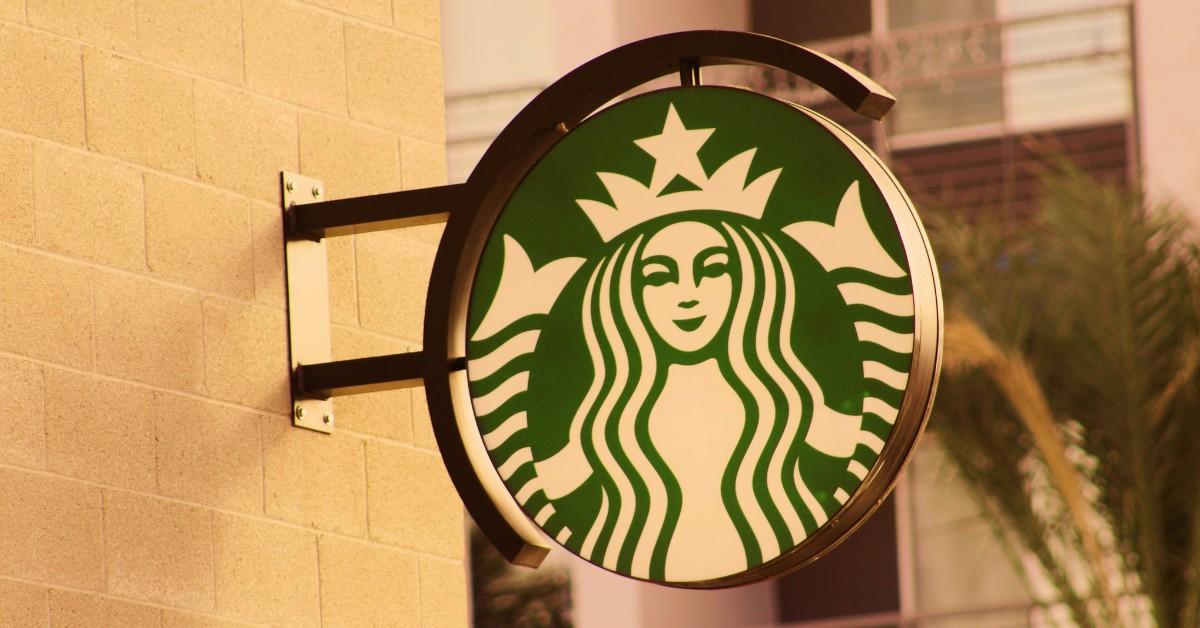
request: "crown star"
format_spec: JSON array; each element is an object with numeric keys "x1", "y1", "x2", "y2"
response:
[
  {"x1": 634, "y1": 104, "x2": 714, "y2": 195},
  {"x1": 576, "y1": 103, "x2": 781, "y2": 242}
]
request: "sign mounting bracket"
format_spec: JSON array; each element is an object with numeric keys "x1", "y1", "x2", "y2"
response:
[{"x1": 280, "y1": 172, "x2": 460, "y2": 433}]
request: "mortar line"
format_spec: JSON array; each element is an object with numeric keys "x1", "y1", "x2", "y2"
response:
[{"x1": 0, "y1": 463, "x2": 465, "y2": 564}]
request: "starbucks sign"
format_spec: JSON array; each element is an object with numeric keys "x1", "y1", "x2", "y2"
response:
[
  {"x1": 459, "y1": 85, "x2": 938, "y2": 586},
  {"x1": 282, "y1": 31, "x2": 941, "y2": 589}
]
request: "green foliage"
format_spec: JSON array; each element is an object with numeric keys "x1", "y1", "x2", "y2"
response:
[{"x1": 927, "y1": 161, "x2": 1200, "y2": 627}]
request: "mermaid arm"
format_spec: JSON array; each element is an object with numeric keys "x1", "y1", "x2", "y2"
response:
[{"x1": 534, "y1": 438, "x2": 592, "y2": 499}]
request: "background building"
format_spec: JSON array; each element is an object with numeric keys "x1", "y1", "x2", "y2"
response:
[
  {"x1": 0, "y1": 1, "x2": 463, "y2": 625},
  {"x1": 444, "y1": 0, "x2": 1200, "y2": 626}
]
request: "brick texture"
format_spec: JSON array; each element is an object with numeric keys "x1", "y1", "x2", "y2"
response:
[
  {"x1": 145, "y1": 175, "x2": 254, "y2": 299},
  {"x1": 262, "y1": 416, "x2": 367, "y2": 536},
  {"x1": 0, "y1": 1, "x2": 464, "y2": 625},
  {"x1": 0, "y1": 579, "x2": 48, "y2": 627},
  {"x1": 0, "y1": 356, "x2": 45, "y2": 467},
  {"x1": 318, "y1": 536, "x2": 421, "y2": 627},
  {"x1": 0, "y1": 25, "x2": 84, "y2": 144},
  {"x1": 194, "y1": 83, "x2": 298, "y2": 202},
  {"x1": 33, "y1": 145, "x2": 144, "y2": 271},
  {"x1": 0, "y1": 134, "x2": 33, "y2": 245},
  {"x1": 44, "y1": 369, "x2": 156, "y2": 491},
  {"x1": 28, "y1": 0, "x2": 137, "y2": 52},
  {"x1": 366, "y1": 440, "x2": 464, "y2": 558},
  {"x1": 244, "y1": 0, "x2": 347, "y2": 114},
  {"x1": 421, "y1": 558, "x2": 469, "y2": 628},
  {"x1": 345, "y1": 24, "x2": 445, "y2": 141},
  {"x1": 136, "y1": 0, "x2": 243, "y2": 83},
  {"x1": 84, "y1": 50, "x2": 195, "y2": 176},
  {"x1": 154, "y1": 393, "x2": 264, "y2": 513},
  {"x1": 212, "y1": 513, "x2": 320, "y2": 625},
  {"x1": 0, "y1": 248, "x2": 93, "y2": 369},
  {"x1": 48, "y1": 590, "x2": 161, "y2": 628},
  {"x1": 94, "y1": 271, "x2": 205, "y2": 392},
  {"x1": 104, "y1": 490, "x2": 215, "y2": 610},
  {"x1": 0, "y1": 467, "x2": 104, "y2": 590}
]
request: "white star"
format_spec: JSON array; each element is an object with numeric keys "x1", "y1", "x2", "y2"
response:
[{"x1": 634, "y1": 104, "x2": 714, "y2": 195}]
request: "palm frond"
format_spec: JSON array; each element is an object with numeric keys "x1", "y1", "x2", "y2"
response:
[{"x1": 925, "y1": 159, "x2": 1200, "y2": 627}]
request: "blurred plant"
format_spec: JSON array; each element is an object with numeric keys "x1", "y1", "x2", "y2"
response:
[
  {"x1": 470, "y1": 524, "x2": 573, "y2": 628},
  {"x1": 926, "y1": 160, "x2": 1200, "y2": 627}
]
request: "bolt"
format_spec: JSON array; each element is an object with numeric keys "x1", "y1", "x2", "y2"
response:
[
  {"x1": 323, "y1": 412, "x2": 333, "y2": 425},
  {"x1": 311, "y1": 185, "x2": 322, "y2": 198},
  {"x1": 294, "y1": 405, "x2": 306, "y2": 420},
  {"x1": 285, "y1": 180, "x2": 295, "y2": 192}
]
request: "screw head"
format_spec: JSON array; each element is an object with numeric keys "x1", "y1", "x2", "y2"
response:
[
  {"x1": 294, "y1": 405, "x2": 306, "y2": 420},
  {"x1": 311, "y1": 185, "x2": 321, "y2": 198},
  {"x1": 323, "y1": 412, "x2": 333, "y2": 425},
  {"x1": 285, "y1": 180, "x2": 295, "y2": 192}
]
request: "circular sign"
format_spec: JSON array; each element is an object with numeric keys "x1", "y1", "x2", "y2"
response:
[{"x1": 460, "y1": 86, "x2": 938, "y2": 586}]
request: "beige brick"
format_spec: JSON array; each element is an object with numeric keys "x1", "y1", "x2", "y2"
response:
[
  {"x1": 0, "y1": 468, "x2": 104, "y2": 590},
  {"x1": 366, "y1": 440, "x2": 464, "y2": 558},
  {"x1": 105, "y1": 490, "x2": 214, "y2": 610},
  {"x1": 318, "y1": 536, "x2": 419, "y2": 627},
  {"x1": 0, "y1": 0, "x2": 22, "y2": 22},
  {"x1": 0, "y1": 133, "x2": 33, "y2": 245},
  {"x1": 155, "y1": 393, "x2": 263, "y2": 513},
  {"x1": 0, "y1": 579, "x2": 48, "y2": 628},
  {"x1": 136, "y1": 0, "x2": 243, "y2": 83},
  {"x1": 308, "y1": 0, "x2": 390, "y2": 24},
  {"x1": 212, "y1": 513, "x2": 319, "y2": 626},
  {"x1": 356, "y1": 231, "x2": 436, "y2": 341},
  {"x1": 44, "y1": 369, "x2": 156, "y2": 491},
  {"x1": 412, "y1": 384, "x2": 436, "y2": 450},
  {"x1": 84, "y1": 50, "x2": 194, "y2": 175},
  {"x1": 195, "y1": 83, "x2": 298, "y2": 202},
  {"x1": 0, "y1": 26, "x2": 84, "y2": 144},
  {"x1": 29, "y1": 0, "x2": 136, "y2": 52},
  {"x1": 94, "y1": 271, "x2": 205, "y2": 392},
  {"x1": 48, "y1": 590, "x2": 160, "y2": 628},
  {"x1": 400, "y1": 137, "x2": 447, "y2": 189},
  {"x1": 244, "y1": 0, "x2": 346, "y2": 114},
  {"x1": 146, "y1": 175, "x2": 254, "y2": 299},
  {"x1": 393, "y1": 0, "x2": 440, "y2": 41},
  {"x1": 33, "y1": 145, "x2": 144, "y2": 271},
  {"x1": 251, "y1": 201, "x2": 286, "y2": 309},
  {"x1": 327, "y1": 235, "x2": 358, "y2": 325},
  {"x1": 163, "y1": 611, "x2": 255, "y2": 628},
  {"x1": 346, "y1": 24, "x2": 444, "y2": 141},
  {"x1": 399, "y1": 137, "x2": 447, "y2": 246},
  {"x1": 0, "y1": 247, "x2": 93, "y2": 369},
  {"x1": 0, "y1": 357, "x2": 44, "y2": 467},
  {"x1": 262, "y1": 416, "x2": 367, "y2": 535},
  {"x1": 330, "y1": 326, "x2": 412, "y2": 441},
  {"x1": 202, "y1": 298, "x2": 290, "y2": 413},
  {"x1": 420, "y1": 558, "x2": 468, "y2": 628},
  {"x1": 299, "y1": 113, "x2": 400, "y2": 199}
]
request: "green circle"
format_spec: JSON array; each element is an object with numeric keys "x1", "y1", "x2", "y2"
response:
[{"x1": 465, "y1": 87, "x2": 916, "y2": 584}]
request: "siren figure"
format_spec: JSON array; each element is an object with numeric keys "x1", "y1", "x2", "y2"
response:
[{"x1": 467, "y1": 102, "x2": 908, "y2": 583}]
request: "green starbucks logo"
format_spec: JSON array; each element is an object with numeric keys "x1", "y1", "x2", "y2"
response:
[{"x1": 465, "y1": 87, "x2": 916, "y2": 584}]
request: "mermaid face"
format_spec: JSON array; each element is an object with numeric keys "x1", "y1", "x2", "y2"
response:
[{"x1": 638, "y1": 221, "x2": 734, "y2": 353}]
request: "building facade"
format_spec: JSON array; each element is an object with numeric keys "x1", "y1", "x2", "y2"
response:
[{"x1": 0, "y1": 1, "x2": 464, "y2": 626}]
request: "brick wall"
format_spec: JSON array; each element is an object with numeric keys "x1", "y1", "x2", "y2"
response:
[{"x1": 0, "y1": 1, "x2": 464, "y2": 626}]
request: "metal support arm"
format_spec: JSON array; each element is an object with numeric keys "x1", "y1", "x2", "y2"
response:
[
  {"x1": 282, "y1": 172, "x2": 462, "y2": 432},
  {"x1": 286, "y1": 183, "x2": 466, "y2": 240},
  {"x1": 294, "y1": 352, "x2": 467, "y2": 398}
]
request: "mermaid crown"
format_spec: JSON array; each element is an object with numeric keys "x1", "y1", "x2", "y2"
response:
[{"x1": 576, "y1": 104, "x2": 782, "y2": 242}]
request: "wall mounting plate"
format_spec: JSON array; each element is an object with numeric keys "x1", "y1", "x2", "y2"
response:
[{"x1": 282, "y1": 172, "x2": 335, "y2": 434}]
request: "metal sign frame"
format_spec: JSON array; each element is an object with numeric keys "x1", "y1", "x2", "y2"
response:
[{"x1": 280, "y1": 30, "x2": 942, "y2": 583}]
